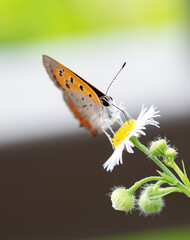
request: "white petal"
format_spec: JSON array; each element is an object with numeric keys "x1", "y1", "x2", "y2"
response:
[
  {"x1": 137, "y1": 130, "x2": 146, "y2": 135},
  {"x1": 103, "y1": 105, "x2": 160, "y2": 172},
  {"x1": 125, "y1": 140, "x2": 134, "y2": 153},
  {"x1": 135, "y1": 105, "x2": 160, "y2": 133},
  {"x1": 103, "y1": 143, "x2": 125, "y2": 172}
]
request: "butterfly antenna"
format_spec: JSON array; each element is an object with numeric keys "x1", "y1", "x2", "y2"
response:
[
  {"x1": 112, "y1": 103, "x2": 130, "y2": 121},
  {"x1": 105, "y1": 62, "x2": 126, "y2": 95}
]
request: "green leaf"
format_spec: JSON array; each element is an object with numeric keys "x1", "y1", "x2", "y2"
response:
[
  {"x1": 156, "y1": 171, "x2": 175, "y2": 185},
  {"x1": 182, "y1": 160, "x2": 187, "y2": 178}
]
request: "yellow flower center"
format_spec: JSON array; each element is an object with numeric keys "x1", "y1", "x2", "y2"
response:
[{"x1": 112, "y1": 119, "x2": 136, "y2": 148}]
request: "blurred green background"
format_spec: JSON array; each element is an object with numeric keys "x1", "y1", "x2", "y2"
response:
[
  {"x1": 0, "y1": 1, "x2": 190, "y2": 240},
  {"x1": 0, "y1": 0, "x2": 188, "y2": 46},
  {"x1": 86, "y1": 225, "x2": 190, "y2": 240}
]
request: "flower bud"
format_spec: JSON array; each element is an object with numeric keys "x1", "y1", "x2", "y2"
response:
[
  {"x1": 165, "y1": 147, "x2": 176, "y2": 158},
  {"x1": 138, "y1": 186, "x2": 164, "y2": 216},
  {"x1": 149, "y1": 139, "x2": 167, "y2": 156},
  {"x1": 111, "y1": 187, "x2": 135, "y2": 212}
]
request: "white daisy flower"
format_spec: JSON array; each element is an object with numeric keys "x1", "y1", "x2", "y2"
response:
[{"x1": 103, "y1": 105, "x2": 160, "y2": 172}]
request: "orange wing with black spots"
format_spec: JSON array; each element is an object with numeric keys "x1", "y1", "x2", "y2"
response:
[
  {"x1": 42, "y1": 55, "x2": 105, "y2": 135},
  {"x1": 42, "y1": 55, "x2": 104, "y2": 107}
]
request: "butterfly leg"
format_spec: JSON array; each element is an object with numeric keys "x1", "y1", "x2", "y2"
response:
[
  {"x1": 102, "y1": 128, "x2": 114, "y2": 147},
  {"x1": 103, "y1": 121, "x2": 118, "y2": 140},
  {"x1": 119, "y1": 103, "x2": 132, "y2": 120},
  {"x1": 116, "y1": 117, "x2": 126, "y2": 130}
]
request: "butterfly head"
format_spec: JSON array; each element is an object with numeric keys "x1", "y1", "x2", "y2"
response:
[
  {"x1": 99, "y1": 95, "x2": 120, "y2": 125},
  {"x1": 100, "y1": 96, "x2": 113, "y2": 107}
]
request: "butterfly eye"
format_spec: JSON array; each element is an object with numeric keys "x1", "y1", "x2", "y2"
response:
[
  {"x1": 100, "y1": 96, "x2": 113, "y2": 107},
  {"x1": 101, "y1": 98, "x2": 110, "y2": 107}
]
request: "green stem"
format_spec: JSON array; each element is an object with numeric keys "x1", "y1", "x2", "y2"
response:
[
  {"x1": 130, "y1": 136, "x2": 190, "y2": 198},
  {"x1": 149, "y1": 186, "x2": 182, "y2": 199},
  {"x1": 130, "y1": 137, "x2": 177, "y2": 180},
  {"x1": 159, "y1": 187, "x2": 182, "y2": 194},
  {"x1": 128, "y1": 176, "x2": 163, "y2": 194},
  {"x1": 155, "y1": 180, "x2": 165, "y2": 187},
  {"x1": 172, "y1": 162, "x2": 190, "y2": 189}
]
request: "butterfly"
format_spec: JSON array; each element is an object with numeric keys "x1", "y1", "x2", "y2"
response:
[{"x1": 42, "y1": 55, "x2": 125, "y2": 136}]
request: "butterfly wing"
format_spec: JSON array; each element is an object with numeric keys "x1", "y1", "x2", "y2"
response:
[
  {"x1": 63, "y1": 90, "x2": 104, "y2": 135},
  {"x1": 42, "y1": 55, "x2": 104, "y2": 135}
]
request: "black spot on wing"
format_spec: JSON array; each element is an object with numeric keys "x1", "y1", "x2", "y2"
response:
[
  {"x1": 65, "y1": 83, "x2": 70, "y2": 89},
  {"x1": 79, "y1": 85, "x2": 84, "y2": 91},
  {"x1": 59, "y1": 70, "x2": 63, "y2": 77},
  {"x1": 70, "y1": 69, "x2": 104, "y2": 97},
  {"x1": 70, "y1": 77, "x2": 74, "y2": 83},
  {"x1": 55, "y1": 80, "x2": 61, "y2": 87}
]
